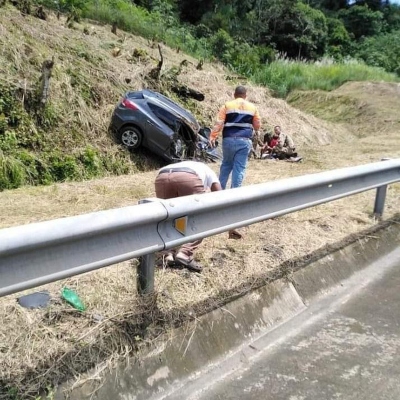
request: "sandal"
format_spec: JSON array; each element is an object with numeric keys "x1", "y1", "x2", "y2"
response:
[
  {"x1": 228, "y1": 229, "x2": 243, "y2": 240},
  {"x1": 164, "y1": 253, "x2": 176, "y2": 267},
  {"x1": 175, "y1": 255, "x2": 203, "y2": 273}
]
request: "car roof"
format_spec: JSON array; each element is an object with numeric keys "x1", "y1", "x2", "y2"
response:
[{"x1": 126, "y1": 89, "x2": 200, "y2": 132}]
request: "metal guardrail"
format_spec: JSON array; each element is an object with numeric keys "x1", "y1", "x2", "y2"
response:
[{"x1": 1, "y1": 159, "x2": 399, "y2": 298}]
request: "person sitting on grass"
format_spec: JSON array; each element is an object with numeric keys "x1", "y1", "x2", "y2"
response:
[
  {"x1": 260, "y1": 130, "x2": 279, "y2": 158},
  {"x1": 260, "y1": 125, "x2": 302, "y2": 162}
]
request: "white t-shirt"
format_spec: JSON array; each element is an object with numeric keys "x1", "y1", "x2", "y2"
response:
[{"x1": 159, "y1": 161, "x2": 219, "y2": 190}]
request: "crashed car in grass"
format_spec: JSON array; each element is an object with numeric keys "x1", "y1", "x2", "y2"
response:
[{"x1": 109, "y1": 89, "x2": 221, "y2": 163}]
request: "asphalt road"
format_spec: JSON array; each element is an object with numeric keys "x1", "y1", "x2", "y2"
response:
[{"x1": 166, "y1": 247, "x2": 400, "y2": 400}]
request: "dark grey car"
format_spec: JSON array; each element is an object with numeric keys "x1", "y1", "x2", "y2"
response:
[{"x1": 109, "y1": 89, "x2": 221, "y2": 163}]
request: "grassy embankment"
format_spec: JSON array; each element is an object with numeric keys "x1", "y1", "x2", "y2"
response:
[{"x1": 1, "y1": 1, "x2": 399, "y2": 191}]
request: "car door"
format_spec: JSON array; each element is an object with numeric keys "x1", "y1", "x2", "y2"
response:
[{"x1": 145, "y1": 103, "x2": 176, "y2": 158}]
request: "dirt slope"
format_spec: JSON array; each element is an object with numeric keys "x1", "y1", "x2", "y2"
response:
[{"x1": 1, "y1": 5, "x2": 400, "y2": 400}]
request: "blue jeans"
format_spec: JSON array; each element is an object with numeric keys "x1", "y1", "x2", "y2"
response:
[{"x1": 219, "y1": 137, "x2": 252, "y2": 189}]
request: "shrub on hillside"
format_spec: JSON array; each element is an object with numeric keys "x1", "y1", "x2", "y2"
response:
[{"x1": 355, "y1": 31, "x2": 400, "y2": 76}]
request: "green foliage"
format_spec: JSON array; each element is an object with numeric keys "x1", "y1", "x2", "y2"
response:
[
  {"x1": 0, "y1": 85, "x2": 39, "y2": 151},
  {"x1": 36, "y1": 0, "x2": 87, "y2": 13},
  {"x1": 228, "y1": 43, "x2": 261, "y2": 75},
  {"x1": 79, "y1": 146, "x2": 102, "y2": 177},
  {"x1": 242, "y1": 0, "x2": 328, "y2": 59},
  {"x1": 17, "y1": 150, "x2": 52, "y2": 185},
  {"x1": 32, "y1": 0, "x2": 398, "y2": 76},
  {"x1": 6, "y1": 386, "x2": 19, "y2": 400},
  {"x1": 100, "y1": 151, "x2": 131, "y2": 175},
  {"x1": 178, "y1": 0, "x2": 214, "y2": 24},
  {"x1": 34, "y1": 103, "x2": 59, "y2": 130},
  {"x1": 0, "y1": 78, "x2": 135, "y2": 190},
  {"x1": 355, "y1": 30, "x2": 400, "y2": 75},
  {"x1": 48, "y1": 153, "x2": 81, "y2": 181},
  {"x1": 192, "y1": 23, "x2": 212, "y2": 39},
  {"x1": 382, "y1": 4, "x2": 400, "y2": 33},
  {"x1": 326, "y1": 17, "x2": 351, "y2": 58},
  {"x1": 359, "y1": 0, "x2": 384, "y2": 12},
  {"x1": 151, "y1": 0, "x2": 177, "y2": 28},
  {"x1": 207, "y1": 29, "x2": 275, "y2": 75},
  {"x1": 66, "y1": 67, "x2": 95, "y2": 105},
  {"x1": 339, "y1": 5, "x2": 384, "y2": 39},
  {"x1": 309, "y1": 0, "x2": 348, "y2": 12},
  {"x1": 0, "y1": 143, "x2": 136, "y2": 190},
  {"x1": 209, "y1": 29, "x2": 234, "y2": 63},
  {"x1": 201, "y1": 4, "x2": 236, "y2": 33},
  {"x1": 0, "y1": 151, "x2": 29, "y2": 190},
  {"x1": 83, "y1": 0, "x2": 163, "y2": 42},
  {"x1": 293, "y1": 2, "x2": 328, "y2": 59},
  {"x1": 0, "y1": 129, "x2": 18, "y2": 152},
  {"x1": 251, "y1": 57, "x2": 399, "y2": 98},
  {"x1": 29, "y1": 0, "x2": 400, "y2": 74}
]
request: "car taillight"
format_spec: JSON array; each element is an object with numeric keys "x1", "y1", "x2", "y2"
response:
[{"x1": 121, "y1": 98, "x2": 138, "y2": 110}]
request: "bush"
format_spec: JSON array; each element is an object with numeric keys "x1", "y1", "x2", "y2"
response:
[
  {"x1": 208, "y1": 29, "x2": 234, "y2": 63},
  {"x1": 355, "y1": 31, "x2": 400, "y2": 75},
  {"x1": 0, "y1": 152, "x2": 28, "y2": 190},
  {"x1": 0, "y1": 85, "x2": 42, "y2": 151},
  {"x1": 326, "y1": 18, "x2": 351, "y2": 59},
  {"x1": 80, "y1": 146, "x2": 103, "y2": 178},
  {"x1": 48, "y1": 153, "x2": 81, "y2": 181},
  {"x1": 339, "y1": 5, "x2": 384, "y2": 40}
]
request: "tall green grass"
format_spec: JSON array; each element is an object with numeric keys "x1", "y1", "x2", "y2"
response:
[
  {"x1": 0, "y1": 152, "x2": 30, "y2": 190},
  {"x1": 84, "y1": 1, "x2": 158, "y2": 40},
  {"x1": 84, "y1": 0, "x2": 208, "y2": 59},
  {"x1": 251, "y1": 58, "x2": 400, "y2": 98}
]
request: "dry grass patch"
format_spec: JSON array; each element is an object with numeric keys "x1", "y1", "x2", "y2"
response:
[
  {"x1": 287, "y1": 81, "x2": 400, "y2": 136},
  {"x1": 1, "y1": 145, "x2": 400, "y2": 397}
]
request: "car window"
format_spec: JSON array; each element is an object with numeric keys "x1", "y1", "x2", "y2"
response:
[
  {"x1": 144, "y1": 90, "x2": 198, "y2": 124},
  {"x1": 144, "y1": 90, "x2": 180, "y2": 110},
  {"x1": 148, "y1": 103, "x2": 178, "y2": 130},
  {"x1": 127, "y1": 91, "x2": 145, "y2": 100}
]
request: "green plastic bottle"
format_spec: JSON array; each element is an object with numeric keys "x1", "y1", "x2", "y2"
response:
[{"x1": 61, "y1": 287, "x2": 86, "y2": 311}]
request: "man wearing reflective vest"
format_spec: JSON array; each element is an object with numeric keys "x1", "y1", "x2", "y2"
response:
[{"x1": 209, "y1": 86, "x2": 261, "y2": 189}]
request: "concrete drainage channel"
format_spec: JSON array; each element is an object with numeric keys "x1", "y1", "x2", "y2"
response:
[{"x1": 55, "y1": 221, "x2": 400, "y2": 400}]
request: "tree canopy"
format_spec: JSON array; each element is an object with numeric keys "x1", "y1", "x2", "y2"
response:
[{"x1": 28, "y1": 0, "x2": 400, "y2": 76}]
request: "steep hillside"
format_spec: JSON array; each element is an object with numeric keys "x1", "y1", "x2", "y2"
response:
[{"x1": 0, "y1": 5, "x2": 349, "y2": 190}]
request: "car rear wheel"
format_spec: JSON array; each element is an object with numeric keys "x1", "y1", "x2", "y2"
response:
[{"x1": 119, "y1": 126, "x2": 142, "y2": 149}]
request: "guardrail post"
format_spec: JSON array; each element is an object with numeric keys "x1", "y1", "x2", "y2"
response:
[
  {"x1": 137, "y1": 199, "x2": 157, "y2": 295},
  {"x1": 373, "y1": 158, "x2": 390, "y2": 218},
  {"x1": 137, "y1": 253, "x2": 155, "y2": 295},
  {"x1": 373, "y1": 185, "x2": 388, "y2": 218}
]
